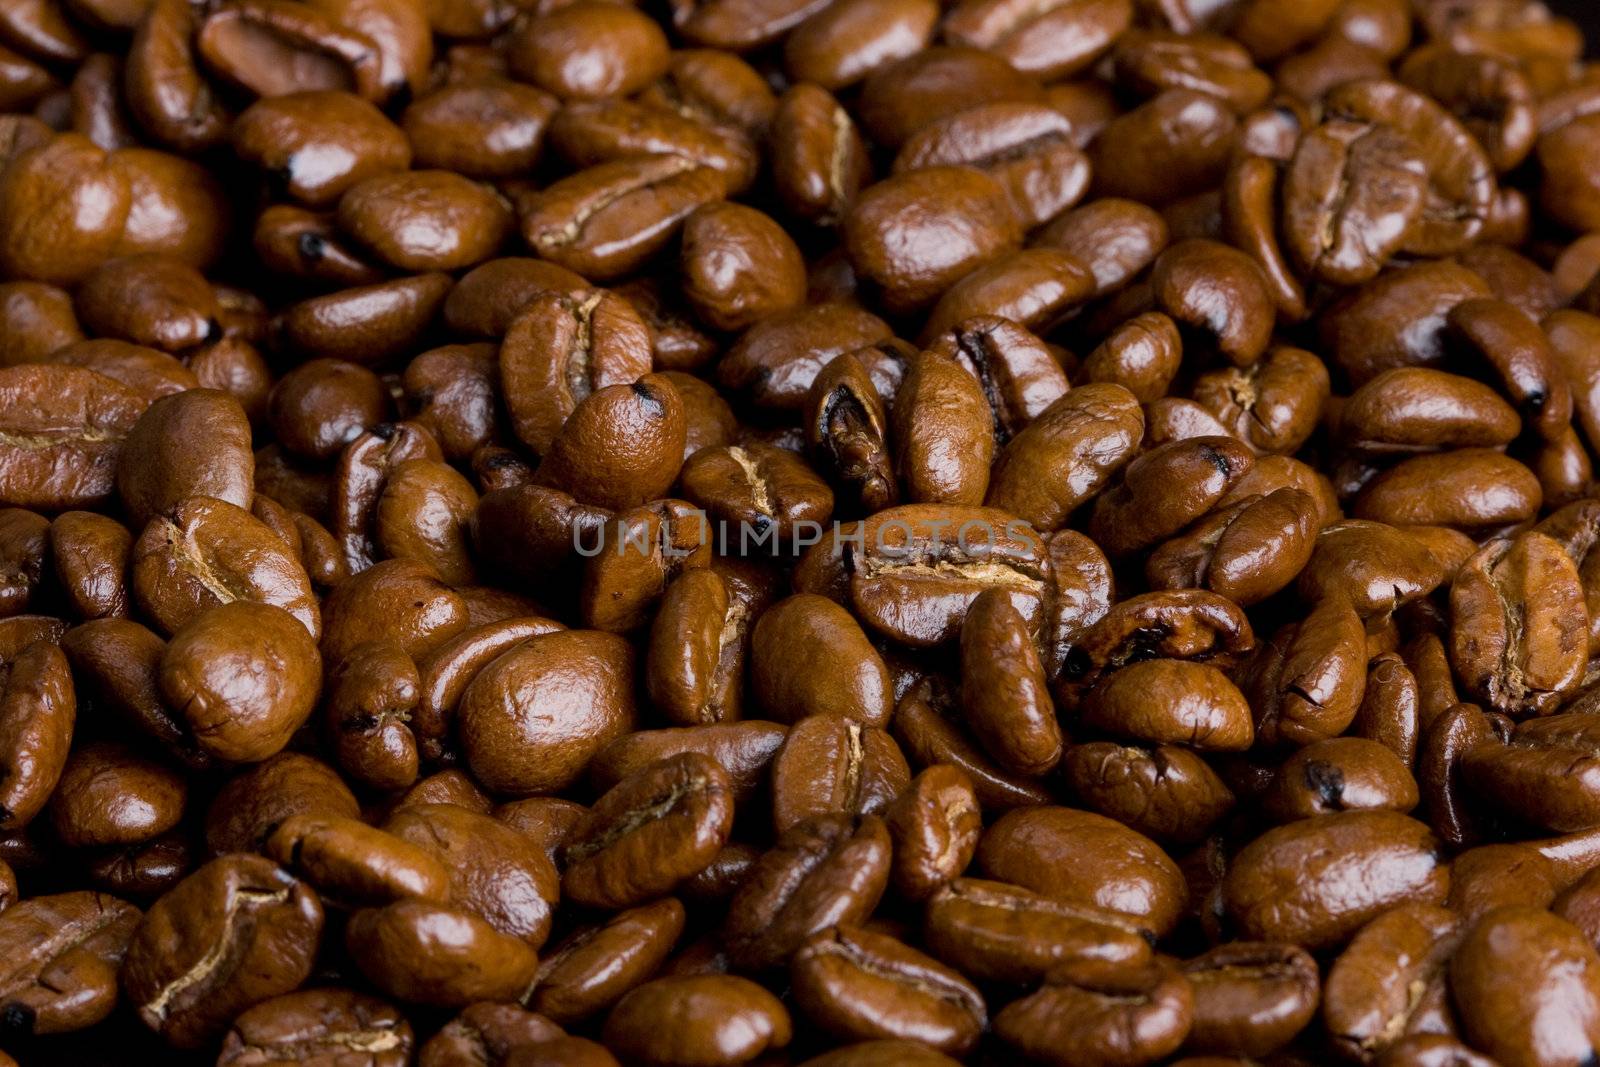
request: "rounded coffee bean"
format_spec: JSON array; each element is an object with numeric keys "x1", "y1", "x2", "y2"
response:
[
  {"x1": 122, "y1": 854, "x2": 324, "y2": 1048},
  {"x1": 159, "y1": 602, "x2": 320, "y2": 763}
]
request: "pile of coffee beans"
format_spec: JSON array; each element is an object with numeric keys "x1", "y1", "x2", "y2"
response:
[{"x1": 4, "y1": 0, "x2": 1600, "y2": 1063}]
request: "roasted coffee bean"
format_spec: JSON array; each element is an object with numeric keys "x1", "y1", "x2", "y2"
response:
[
  {"x1": 1063, "y1": 742, "x2": 1234, "y2": 845},
  {"x1": 459, "y1": 629, "x2": 636, "y2": 796},
  {"x1": 723, "y1": 814, "x2": 891, "y2": 972},
  {"x1": 923, "y1": 876, "x2": 1153, "y2": 984},
  {"x1": 1180, "y1": 942, "x2": 1320, "y2": 1057},
  {"x1": 590, "y1": 722, "x2": 788, "y2": 807},
  {"x1": 790, "y1": 925, "x2": 985, "y2": 1054},
  {"x1": 384, "y1": 803, "x2": 559, "y2": 947},
  {"x1": 121, "y1": 854, "x2": 324, "y2": 1048},
  {"x1": 602, "y1": 975, "x2": 791, "y2": 1067},
  {"x1": 531, "y1": 897, "x2": 684, "y2": 1025},
  {"x1": 1450, "y1": 532, "x2": 1586, "y2": 718},
  {"x1": 977, "y1": 806, "x2": 1187, "y2": 937},
  {"x1": 995, "y1": 958, "x2": 1193, "y2": 1067},
  {"x1": 0, "y1": 364, "x2": 145, "y2": 511},
  {"x1": 346, "y1": 899, "x2": 540, "y2": 1008},
  {"x1": 519, "y1": 157, "x2": 726, "y2": 283},
  {"x1": 1265, "y1": 737, "x2": 1419, "y2": 821},
  {"x1": 217, "y1": 988, "x2": 412, "y2": 1067},
  {"x1": 751, "y1": 594, "x2": 892, "y2": 727},
  {"x1": 0, "y1": 640, "x2": 74, "y2": 830},
  {"x1": 986, "y1": 384, "x2": 1143, "y2": 531},
  {"x1": 1451, "y1": 907, "x2": 1600, "y2": 1067},
  {"x1": 117, "y1": 388, "x2": 254, "y2": 530},
  {"x1": 959, "y1": 588, "x2": 1061, "y2": 776},
  {"x1": 0, "y1": 890, "x2": 140, "y2": 1036},
  {"x1": 131, "y1": 495, "x2": 320, "y2": 639},
  {"x1": 159, "y1": 601, "x2": 321, "y2": 763},
  {"x1": 844, "y1": 167, "x2": 1020, "y2": 316},
  {"x1": 847, "y1": 505, "x2": 1050, "y2": 647},
  {"x1": 48, "y1": 740, "x2": 185, "y2": 849},
  {"x1": 1223, "y1": 811, "x2": 1448, "y2": 949},
  {"x1": 563, "y1": 753, "x2": 733, "y2": 909},
  {"x1": 771, "y1": 714, "x2": 909, "y2": 833},
  {"x1": 265, "y1": 812, "x2": 448, "y2": 906}
]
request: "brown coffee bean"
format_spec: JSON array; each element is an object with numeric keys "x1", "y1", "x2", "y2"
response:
[
  {"x1": 0, "y1": 281, "x2": 82, "y2": 366},
  {"x1": 0, "y1": 364, "x2": 145, "y2": 511},
  {"x1": 771, "y1": 714, "x2": 909, "y2": 833},
  {"x1": 1283, "y1": 117, "x2": 1427, "y2": 285},
  {"x1": 321, "y1": 557, "x2": 468, "y2": 666},
  {"x1": 383, "y1": 803, "x2": 560, "y2": 948},
  {"x1": 1450, "y1": 533, "x2": 1586, "y2": 718},
  {"x1": 848, "y1": 505, "x2": 1050, "y2": 647},
  {"x1": 791, "y1": 925, "x2": 985, "y2": 1054},
  {"x1": 1322, "y1": 903, "x2": 1459, "y2": 1061},
  {"x1": 602, "y1": 975, "x2": 791, "y2": 1067},
  {"x1": 1451, "y1": 907, "x2": 1600, "y2": 1067},
  {"x1": 1180, "y1": 941, "x2": 1319, "y2": 1058},
  {"x1": 1092, "y1": 90, "x2": 1238, "y2": 205},
  {"x1": 0, "y1": 890, "x2": 141, "y2": 1036},
  {"x1": 1324, "y1": 78, "x2": 1493, "y2": 257},
  {"x1": 882, "y1": 764, "x2": 980, "y2": 902},
  {"x1": 346, "y1": 899, "x2": 540, "y2": 1008},
  {"x1": 49, "y1": 740, "x2": 185, "y2": 849},
  {"x1": 719, "y1": 303, "x2": 892, "y2": 413},
  {"x1": 1323, "y1": 260, "x2": 1491, "y2": 385},
  {"x1": 1090, "y1": 437, "x2": 1255, "y2": 556},
  {"x1": 1084, "y1": 659, "x2": 1253, "y2": 752},
  {"x1": 531, "y1": 897, "x2": 685, "y2": 1025},
  {"x1": 680, "y1": 443, "x2": 834, "y2": 544},
  {"x1": 217, "y1": 988, "x2": 412, "y2": 1067},
  {"x1": 233, "y1": 90, "x2": 410, "y2": 206},
  {"x1": 404, "y1": 79, "x2": 557, "y2": 180},
  {"x1": 131, "y1": 495, "x2": 319, "y2": 640},
  {"x1": 959, "y1": 587, "x2": 1061, "y2": 776},
  {"x1": 278, "y1": 272, "x2": 451, "y2": 366},
  {"x1": 265, "y1": 812, "x2": 450, "y2": 906},
  {"x1": 943, "y1": 0, "x2": 1131, "y2": 82},
  {"x1": 459, "y1": 629, "x2": 636, "y2": 796},
  {"x1": 535, "y1": 375, "x2": 686, "y2": 511},
  {"x1": 122, "y1": 854, "x2": 324, "y2": 1048},
  {"x1": 986, "y1": 384, "x2": 1144, "y2": 531},
  {"x1": 977, "y1": 806, "x2": 1187, "y2": 937},
  {"x1": 995, "y1": 959, "x2": 1193, "y2": 1067},
  {"x1": 751, "y1": 594, "x2": 892, "y2": 727},
  {"x1": 1062, "y1": 742, "x2": 1234, "y2": 845},
  {"x1": 520, "y1": 156, "x2": 726, "y2": 282},
  {"x1": 195, "y1": 0, "x2": 388, "y2": 103},
  {"x1": 922, "y1": 876, "x2": 1153, "y2": 985},
  {"x1": 508, "y1": 2, "x2": 667, "y2": 100},
  {"x1": 0, "y1": 133, "x2": 130, "y2": 285},
  {"x1": 202, "y1": 753, "x2": 357, "y2": 856},
  {"x1": 845, "y1": 167, "x2": 1020, "y2": 315},
  {"x1": 0, "y1": 640, "x2": 74, "y2": 831},
  {"x1": 1266, "y1": 737, "x2": 1419, "y2": 822},
  {"x1": 1241, "y1": 593, "x2": 1367, "y2": 747},
  {"x1": 47, "y1": 510, "x2": 128, "y2": 621},
  {"x1": 804, "y1": 354, "x2": 897, "y2": 515},
  {"x1": 1033, "y1": 197, "x2": 1168, "y2": 298},
  {"x1": 159, "y1": 601, "x2": 321, "y2": 763},
  {"x1": 589, "y1": 721, "x2": 787, "y2": 808},
  {"x1": 563, "y1": 753, "x2": 734, "y2": 909},
  {"x1": 270, "y1": 358, "x2": 387, "y2": 462},
  {"x1": 723, "y1": 814, "x2": 891, "y2": 972},
  {"x1": 1223, "y1": 811, "x2": 1448, "y2": 949},
  {"x1": 116, "y1": 389, "x2": 253, "y2": 530}
]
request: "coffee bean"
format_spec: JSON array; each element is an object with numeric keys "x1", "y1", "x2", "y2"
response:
[{"x1": 122, "y1": 854, "x2": 324, "y2": 1048}]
